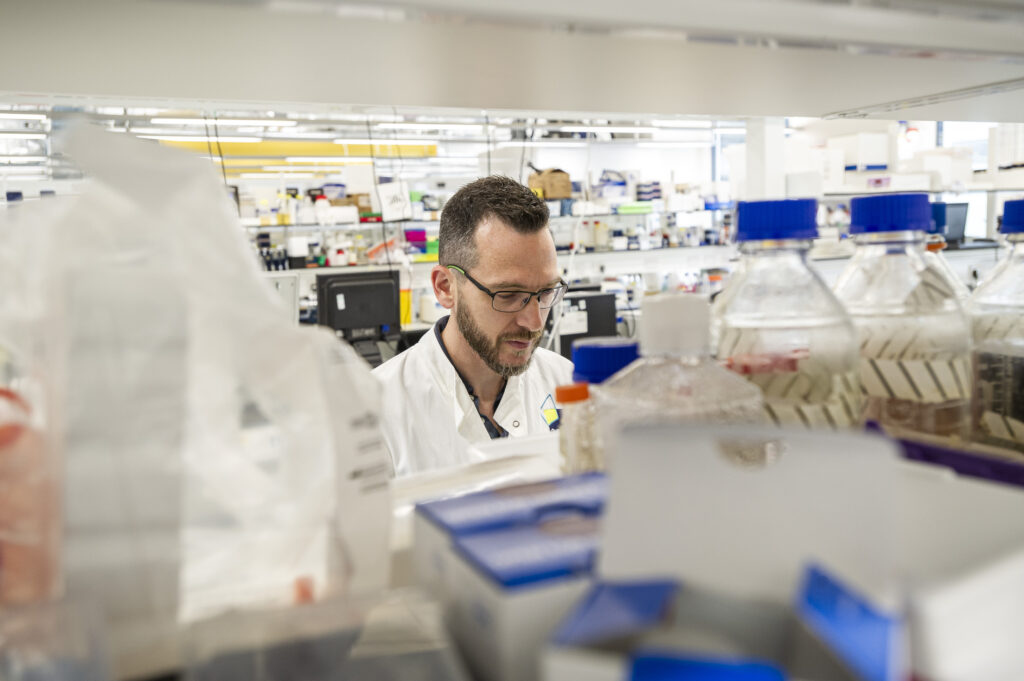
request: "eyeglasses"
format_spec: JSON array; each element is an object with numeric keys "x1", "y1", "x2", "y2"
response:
[{"x1": 446, "y1": 265, "x2": 568, "y2": 313}]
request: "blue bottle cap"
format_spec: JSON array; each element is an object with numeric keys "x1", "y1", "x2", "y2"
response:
[
  {"x1": 850, "y1": 193, "x2": 931, "y2": 234},
  {"x1": 572, "y1": 337, "x2": 639, "y2": 384},
  {"x1": 1002, "y1": 199, "x2": 1024, "y2": 234},
  {"x1": 735, "y1": 198, "x2": 818, "y2": 241}
]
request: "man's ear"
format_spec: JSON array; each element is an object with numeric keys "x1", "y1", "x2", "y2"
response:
[{"x1": 431, "y1": 265, "x2": 456, "y2": 310}]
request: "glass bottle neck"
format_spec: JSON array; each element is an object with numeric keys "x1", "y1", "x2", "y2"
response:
[
  {"x1": 852, "y1": 230, "x2": 925, "y2": 248},
  {"x1": 737, "y1": 238, "x2": 813, "y2": 258}
]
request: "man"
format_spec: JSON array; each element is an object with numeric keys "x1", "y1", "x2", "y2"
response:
[{"x1": 374, "y1": 175, "x2": 574, "y2": 477}]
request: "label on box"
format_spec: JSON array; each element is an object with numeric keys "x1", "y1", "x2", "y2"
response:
[{"x1": 561, "y1": 310, "x2": 588, "y2": 336}]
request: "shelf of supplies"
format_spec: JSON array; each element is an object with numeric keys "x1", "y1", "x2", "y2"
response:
[
  {"x1": 823, "y1": 187, "x2": 1024, "y2": 198},
  {"x1": 245, "y1": 221, "x2": 439, "y2": 231}
]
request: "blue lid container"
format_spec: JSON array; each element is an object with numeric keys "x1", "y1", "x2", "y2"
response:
[
  {"x1": 735, "y1": 198, "x2": 818, "y2": 241},
  {"x1": 1002, "y1": 199, "x2": 1024, "y2": 234},
  {"x1": 850, "y1": 193, "x2": 931, "y2": 234},
  {"x1": 572, "y1": 338, "x2": 639, "y2": 384}
]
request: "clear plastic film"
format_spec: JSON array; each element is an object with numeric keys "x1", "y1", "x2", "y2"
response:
[
  {"x1": 1, "y1": 126, "x2": 392, "y2": 679},
  {"x1": 0, "y1": 200, "x2": 63, "y2": 609}
]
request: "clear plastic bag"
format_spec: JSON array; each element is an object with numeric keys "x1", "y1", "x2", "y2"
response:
[{"x1": 1, "y1": 126, "x2": 393, "y2": 679}]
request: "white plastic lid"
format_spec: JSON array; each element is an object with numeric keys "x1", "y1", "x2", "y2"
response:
[{"x1": 640, "y1": 293, "x2": 710, "y2": 357}]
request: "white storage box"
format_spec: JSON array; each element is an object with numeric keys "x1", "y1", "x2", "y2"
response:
[
  {"x1": 447, "y1": 513, "x2": 600, "y2": 681},
  {"x1": 412, "y1": 472, "x2": 606, "y2": 604},
  {"x1": 546, "y1": 565, "x2": 899, "y2": 681}
]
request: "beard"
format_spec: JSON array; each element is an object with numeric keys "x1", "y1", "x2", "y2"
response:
[{"x1": 455, "y1": 303, "x2": 542, "y2": 378}]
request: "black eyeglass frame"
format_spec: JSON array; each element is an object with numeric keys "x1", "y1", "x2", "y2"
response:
[{"x1": 446, "y1": 265, "x2": 568, "y2": 313}]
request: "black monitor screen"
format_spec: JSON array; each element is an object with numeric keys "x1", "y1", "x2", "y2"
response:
[
  {"x1": 316, "y1": 270, "x2": 400, "y2": 338},
  {"x1": 945, "y1": 203, "x2": 968, "y2": 243}
]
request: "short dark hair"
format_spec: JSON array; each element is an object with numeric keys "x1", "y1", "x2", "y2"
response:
[{"x1": 438, "y1": 175, "x2": 549, "y2": 269}]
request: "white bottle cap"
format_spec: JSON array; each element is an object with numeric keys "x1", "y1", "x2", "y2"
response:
[{"x1": 640, "y1": 293, "x2": 711, "y2": 357}]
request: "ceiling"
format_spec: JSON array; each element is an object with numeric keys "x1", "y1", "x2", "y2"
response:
[{"x1": 2, "y1": 0, "x2": 1024, "y2": 122}]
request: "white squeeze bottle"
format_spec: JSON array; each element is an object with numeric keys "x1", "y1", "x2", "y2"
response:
[
  {"x1": 590, "y1": 293, "x2": 764, "y2": 464},
  {"x1": 833, "y1": 193, "x2": 972, "y2": 440}
]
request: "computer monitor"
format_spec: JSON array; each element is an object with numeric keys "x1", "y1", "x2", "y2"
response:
[
  {"x1": 555, "y1": 291, "x2": 618, "y2": 360},
  {"x1": 933, "y1": 202, "x2": 968, "y2": 243},
  {"x1": 316, "y1": 269, "x2": 400, "y2": 366}
]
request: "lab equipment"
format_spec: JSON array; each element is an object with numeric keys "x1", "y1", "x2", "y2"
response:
[
  {"x1": 590, "y1": 293, "x2": 764, "y2": 467},
  {"x1": 715, "y1": 198, "x2": 863, "y2": 429},
  {"x1": 316, "y1": 269, "x2": 401, "y2": 367},
  {"x1": 555, "y1": 382, "x2": 591, "y2": 474},
  {"x1": 834, "y1": 193, "x2": 972, "y2": 440},
  {"x1": 968, "y1": 198, "x2": 1024, "y2": 451}
]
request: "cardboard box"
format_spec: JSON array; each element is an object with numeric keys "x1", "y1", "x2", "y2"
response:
[{"x1": 528, "y1": 168, "x2": 573, "y2": 200}]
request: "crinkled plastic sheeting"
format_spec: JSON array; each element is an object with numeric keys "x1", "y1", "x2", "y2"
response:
[{"x1": 0, "y1": 126, "x2": 393, "y2": 680}]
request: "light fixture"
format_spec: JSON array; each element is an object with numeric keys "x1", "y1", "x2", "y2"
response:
[
  {"x1": 0, "y1": 155, "x2": 48, "y2": 163},
  {"x1": 0, "y1": 132, "x2": 47, "y2": 140},
  {"x1": 651, "y1": 120, "x2": 713, "y2": 129},
  {"x1": 138, "y1": 135, "x2": 262, "y2": 143},
  {"x1": 378, "y1": 122, "x2": 489, "y2": 132},
  {"x1": 262, "y1": 165, "x2": 338, "y2": 172},
  {"x1": 0, "y1": 113, "x2": 48, "y2": 121},
  {"x1": 713, "y1": 128, "x2": 746, "y2": 136},
  {"x1": 240, "y1": 172, "x2": 315, "y2": 179},
  {"x1": 333, "y1": 138, "x2": 437, "y2": 146},
  {"x1": 285, "y1": 156, "x2": 374, "y2": 163},
  {"x1": 636, "y1": 142, "x2": 710, "y2": 148},
  {"x1": 559, "y1": 126, "x2": 659, "y2": 134},
  {"x1": 495, "y1": 141, "x2": 584, "y2": 148},
  {"x1": 151, "y1": 118, "x2": 298, "y2": 127}
]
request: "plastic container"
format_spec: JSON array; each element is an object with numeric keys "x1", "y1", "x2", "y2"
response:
[
  {"x1": 926, "y1": 202, "x2": 970, "y2": 300},
  {"x1": 967, "y1": 198, "x2": 1024, "y2": 451},
  {"x1": 559, "y1": 339, "x2": 640, "y2": 473},
  {"x1": 590, "y1": 294, "x2": 764, "y2": 466},
  {"x1": 833, "y1": 193, "x2": 972, "y2": 440},
  {"x1": 571, "y1": 338, "x2": 639, "y2": 385},
  {"x1": 555, "y1": 383, "x2": 593, "y2": 475},
  {"x1": 715, "y1": 199, "x2": 863, "y2": 429},
  {"x1": 0, "y1": 387, "x2": 59, "y2": 606}
]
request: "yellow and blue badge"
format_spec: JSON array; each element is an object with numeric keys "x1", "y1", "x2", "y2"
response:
[{"x1": 541, "y1": 394, "x2": 561, "y2": 431}]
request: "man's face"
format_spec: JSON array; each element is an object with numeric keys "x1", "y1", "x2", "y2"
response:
[{"x1": 453, "y1": 217, "x2": 561, "y2": 378}]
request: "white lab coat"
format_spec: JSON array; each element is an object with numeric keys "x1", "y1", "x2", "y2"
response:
[{"x1": 373, "y1": 318, "x2": 574, "y2": 477}]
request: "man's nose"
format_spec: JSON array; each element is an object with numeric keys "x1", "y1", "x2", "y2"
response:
[{"x1": 514, "y1": 295, "x2": 545, "y2": 332}]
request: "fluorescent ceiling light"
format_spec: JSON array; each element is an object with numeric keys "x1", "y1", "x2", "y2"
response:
[
  {"x1": 496, "y1": 141, "x2": 584, "y2": 148},
  {"x1": 334, "y1": 138, "x2": 437, "y2": 146},
  {"x1": 0, "y1": 155, "x2": 47, "y2": 163},
  {"x1": 285, "y1": 156, "x2": 373, "y2": 163},
  {"x1": 651, "y1": 120, "x2": 713, "y2": 128},
  {"x1": 151, "y1": 118, "x2": 298, "y2": 127},
  {"x1": 378, "y1": 122, "x2": 489, "y2": 132},
  {"x1": 138, "y1": 135, "x2": 262, "y2": 143},
  {"x1": 264, "y1": 131, "x2": 338, "y2": 139},
  {"x1": 0, "y1": 167, "x2": 47, "y2": 175},
  {"x1": 262, "y1": 165, "x2": 337, "y2": 172},
  {"x1": 1, "y1": 175, "x2": 48, "y2": 181},
  {"x1": 559, "y1": 126, "x2": 659, "y2": 134},
  {"x1": 0, "y1": 113, "x2": 47, "y2": 121},
  {"x1": 636, "y1": 142, "x2": 710, "y2": 148},
  {"x1": 0, "y1": 132, "x2": 46, "y2": 139},
  {"x1": 240, "y1": 172, "x2": 315, "y2": 179}
]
